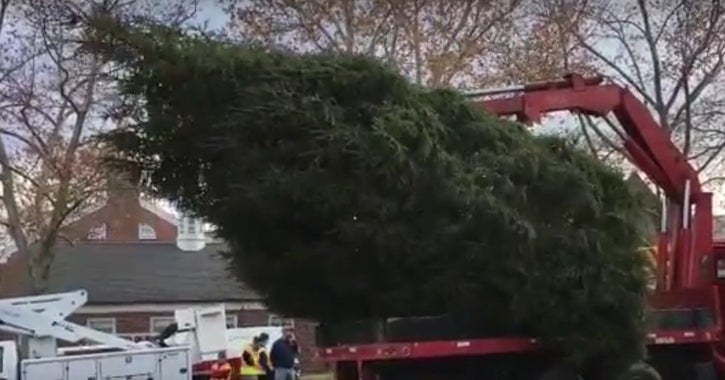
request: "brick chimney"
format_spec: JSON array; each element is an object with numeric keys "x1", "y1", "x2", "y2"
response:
[{"x1": 105, "y1": 168, "x2": 141, "y2": 241}]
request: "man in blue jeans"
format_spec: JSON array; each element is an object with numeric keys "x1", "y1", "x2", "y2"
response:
[{"x1": 270, "y1": 327, "x2": 299, "y2": 380}]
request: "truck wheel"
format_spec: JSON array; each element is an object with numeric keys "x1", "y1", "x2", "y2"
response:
[
  {"x1": 538, "y1": 366, "x2": 582, "y2": 380},
  {"x1": 620, "y1": 362, "x2": 661, "y2": 380}
]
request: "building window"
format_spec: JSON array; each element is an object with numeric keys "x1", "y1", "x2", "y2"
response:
[
  {"x1": 87, "y1": 318, "x2": 116, "y2": 334},
  {"x1": 226, "y1": 315, "x2": 238, "y2": 329},
  {"x1": 149, "y1": 316, "x2": 176, "y2": 334},
  {"x1": 87, "y1": 223, "x2": 107, "y2": 240},
  {"x1": 138, "y1": 223, "x2": 157, "y2": 240},
  {"x1": 268, "y1": 314, "x2": 294, "y2": 328},
  {"x1": 186, "y1": 219, "x2": 197, "y2": 234}
]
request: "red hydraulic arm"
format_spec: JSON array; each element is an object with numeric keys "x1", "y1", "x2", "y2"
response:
[{"x1": 466, "y1": 74, "x2": 714, "y2": 293}]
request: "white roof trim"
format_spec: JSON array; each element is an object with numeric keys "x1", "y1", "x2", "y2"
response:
[
  {"x1": 139, "y1": 198, "x2": 179, "y2": 226},
  {"x1": 78, "y1": 301, "x2": 266, "y2": 314}
]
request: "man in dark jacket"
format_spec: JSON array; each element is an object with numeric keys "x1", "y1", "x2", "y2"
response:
[{"x1": 270, "y1": 328, "x2": 299, "y2": 380}]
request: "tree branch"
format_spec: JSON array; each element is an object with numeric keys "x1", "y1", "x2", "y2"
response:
[
  {"x1": 665, "y1": 2, "x2": 724, "y2": 113},
  {"x1": 596, "y1": 14, "x2": 648, "y2": 92},
  {"x1": 0, "y1": 135, "x2": 30, "y2": 264},
  {"x1": 281, "y1": 0, "x2": 342, "y2": 52},
  {"x1": 636, "y1": 0, "x2": 666, "y2": 119},
  {"x1": 671, "y1": 52, "x2": 725, "y2": 128},
  {"x1": 695, "y1": 140, "x2": 725, "y2": 174},
  {"x1": 572, "y1": 31, "x2": 658, "y2": 107},
  {"x1": 702, "y1": 176, "x2": 725, "y2": 186},
  {"x1": 364, "y1": 7, "x2": 394, "y2": 55}
]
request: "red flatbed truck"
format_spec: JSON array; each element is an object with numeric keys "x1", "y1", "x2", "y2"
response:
[{"x1": 315, "y1": 74, "x2": 725, "y2": 380}]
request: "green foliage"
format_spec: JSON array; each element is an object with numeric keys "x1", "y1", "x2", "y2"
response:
[{"x1": 100, "y1": 24, "x2": 652, "y2": 377}]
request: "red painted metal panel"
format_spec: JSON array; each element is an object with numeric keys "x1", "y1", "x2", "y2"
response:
[
  {"x1": 319, "y1": 337, "x2": 539, "y2": 362},
  {"x1": 318, "y1": 327, "x2": 721, "y2": 363}
]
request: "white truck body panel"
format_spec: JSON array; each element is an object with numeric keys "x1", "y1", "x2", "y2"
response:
[
  {"x1": 0, "y1": 291, "x2": 276, "y2": 379},
  {"x1": 166, "y1": 326, "x2": 283, "y2": 361},
  {"x1": 0, "y1": 340, "x2": 18, "y2": 380},
  {"x1": 175, "y1": 304, "x2": 228, "y2": 363},
  {"x1": 0, "y1": 290, "x2": 141, "y2": 359},
  {"x1": 20, "y1": 346, "x2": 191, "y2": 380}
]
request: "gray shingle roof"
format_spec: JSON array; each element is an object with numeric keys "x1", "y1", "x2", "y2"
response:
[
  {"x1": 22, "y1": 242, "x2": 260, "y2": 304},
  {"x1": 12, "y1": 214, "x2": 722, "y2": 305}
]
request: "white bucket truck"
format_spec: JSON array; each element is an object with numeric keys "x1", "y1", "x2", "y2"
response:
[{"x1": 0, "y1": 289, "x2": 239, "y2": 380}]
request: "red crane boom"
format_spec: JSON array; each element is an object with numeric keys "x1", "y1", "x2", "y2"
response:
[{"x1": 467, "y1": 74, "x2": 714, "y2": 294}]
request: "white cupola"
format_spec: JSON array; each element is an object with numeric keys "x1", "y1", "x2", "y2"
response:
[{"x1": 176, "y1": 214, "x2": 206, "y2": 251}]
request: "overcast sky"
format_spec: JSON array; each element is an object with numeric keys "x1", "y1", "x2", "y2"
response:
[{"x1": 197, "y1": 0, "x2": 228, "y2": 30}]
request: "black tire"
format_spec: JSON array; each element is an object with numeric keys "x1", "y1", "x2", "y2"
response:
[{"x1": 621, "y1": 362, "x2": 662, "y2": 380}]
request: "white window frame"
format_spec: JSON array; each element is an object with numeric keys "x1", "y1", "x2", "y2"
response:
[
  {"x1": 149, "y1": 316, "x2": 176, "y2": 334},
  {"x1": 86, "y1": 317, "x2": 117, "y2": 334},
  {"x1": 267, "y1": 314, "x2": 294, "y2": 328},
  {"x1": 226, "y1": 315, "x2": 238, "y2": 329},
  {"x1": 87, "y1": 223, "x2": 108, "y2": 240},
  {"x1": 138, "y1": 223, "x2": 157, "y2": 240}
]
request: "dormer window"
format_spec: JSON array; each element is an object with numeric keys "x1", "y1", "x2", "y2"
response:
[
  {"x1": 87, "y1": 223, "x2": 107, "y2": 240},
  {"x1": 138, "y1": 223, "x2": 157, "y2": 240}
]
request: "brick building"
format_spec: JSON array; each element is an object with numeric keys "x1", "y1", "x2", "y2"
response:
[{"x1": 0, "y1": 187, "x2": 324, "y2": 372}]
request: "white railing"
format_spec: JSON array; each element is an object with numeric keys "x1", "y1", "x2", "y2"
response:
[{"x1": 118, "y1": 333, "x2": 158, "y2": 342}]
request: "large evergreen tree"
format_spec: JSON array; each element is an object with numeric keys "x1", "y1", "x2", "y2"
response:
[{"x1": 95, "y1": 22, "x2": 653, "y2": 377}]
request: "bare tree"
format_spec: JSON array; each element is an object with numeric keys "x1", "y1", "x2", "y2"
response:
[
  {"x1": 490, "y1": 0, "x2": 632, "y2": 165},
  {"x1": 0, "y1": 0, "x2": 199, "y2": 293},
  {"x1": 221, "y1": 0, "x2": 529, "y2": 88},
  {"x1": 220, "y1": 0, "x2": 631, "y2": 164},
  {"x1": 544, "y1": 0, "x2": 725, "y2": 183},
  {"x1": 493, "y1": 0, "x2": 594, "y2": 80},
  {"x1": 223, "y1": 0, "x2": 725, "y2": 191}
]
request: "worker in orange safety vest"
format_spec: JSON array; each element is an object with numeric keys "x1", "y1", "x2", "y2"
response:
[{"x1": 210, "y1": 351, "x2": 232, "y2": 380}]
